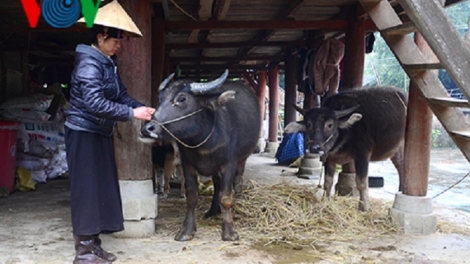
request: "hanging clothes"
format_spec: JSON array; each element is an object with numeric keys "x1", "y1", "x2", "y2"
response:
[{"x1": 310, "y1": 38, "x2": 345, "y2": 97}]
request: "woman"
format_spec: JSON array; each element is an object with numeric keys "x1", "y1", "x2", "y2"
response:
[{"x1": 64, "y1": 3, "x2": 152, "y2": 263}]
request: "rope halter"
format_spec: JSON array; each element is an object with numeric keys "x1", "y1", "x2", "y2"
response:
[{"x1": 150, "y1": 108, "x2": 216, "y2": 149}]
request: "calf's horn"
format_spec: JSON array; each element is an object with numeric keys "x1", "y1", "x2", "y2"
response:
[
  {"x1": 190, "y1": 69, "x2": 229, "y2": 94},
  {"x1": 334, "y1": 105, "x2": 360, "y2": 118},
  {"x1": 159, "y1": 73, "x2": 175, "y2": 91}
]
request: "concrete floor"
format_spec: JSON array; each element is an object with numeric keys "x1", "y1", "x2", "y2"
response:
[{"x1": 1, "y1": 149, "x2": 470, "y2": 263}]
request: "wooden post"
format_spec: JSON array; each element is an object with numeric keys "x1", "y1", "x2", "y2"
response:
[
  {"x1": 268, "y1": 65, "x2": 279, "y2": 143},
  {"x1": 341, "y1": 7, "x2": 365, "y2": 90},
  {"x1": 284, "y1": 48, "x2": 298, "y2": 126},
  {"x1": 303, "y1": 31, "x2": 320, "y2": 110},
  {"x1": 402, "y1": 32, "x2": 434, "y2": 196},
  {"x1": 338, "y1": 6, "x2": 365, "y2": 194},
  {"x1": 114, "y1": 0, "x2": 152, "y2": 181},
  {"x1": 151, "y1": 15, "x2": 166, "y2": 108},
  {"x1": 257, "y1": 71, "x2": 267, "y2": 120}
]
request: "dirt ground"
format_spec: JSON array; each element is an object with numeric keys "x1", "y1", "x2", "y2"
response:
[{"x1": 1, "y1": 149, "x2": 470, "y2": 264}]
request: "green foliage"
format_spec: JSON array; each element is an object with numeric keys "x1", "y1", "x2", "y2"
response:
[
  {"x1": 431, "y1": 129, "x2": 443, "y2": 149},
  {"x1": 363, "y1": 1, "x2": 470, "y2": 90},
  {"x1": 363, "y1": 34, "x2": 409, "y2": 90}
]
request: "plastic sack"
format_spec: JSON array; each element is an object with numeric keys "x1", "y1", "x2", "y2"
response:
[
  {"x1": 0, "y1": 93, "x2": 54, "y2": 111},
  {"x1": 15, "y1": 167, "x2": 36, "y2": 192},
  {"x1": 16, "y1": 152, "x2": 50, "y2": 171},
  {"x1": 31, "y1": 170, "x2": 48, "y2": 183},
  {"x1": 0, "y1": 108, "x2": 51, "y2": 122},
  {"x1": 18, "y1": 121, "x2": 65, "y2": 144}
]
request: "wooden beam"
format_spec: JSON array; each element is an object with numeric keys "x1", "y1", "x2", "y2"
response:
[
  {"x1": 169, "y1": 55, "x2": 283, "y2": 63},
  {"x1": 177, "y1": 64, "x2": 268, "y2": 70},
  {"x1": 166, "y1": 20, "x2": 348, "y2": 30},
  {"x1": 243, "y1": 73, "x2": 258, "y2": 92},
  {"x1": 239, "y1": 0, "x2": 306, "y2": 63},
  {"x1": 188, "y1": 0, "x2": 214, "y2": 43},
  {"x1": 167, "y1": 40, "x2": 305, "y2": 49},
  {"x1": 0, "y1": 25, "x2": 83, "y2": 33}
]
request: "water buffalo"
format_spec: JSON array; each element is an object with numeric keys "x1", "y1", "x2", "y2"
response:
[
  {"x1": 139, "y1": 70, "x2": 261, "y2": 241},
  {"x1": 285, "y1": 87, "x2": 407, "y2": 211}
]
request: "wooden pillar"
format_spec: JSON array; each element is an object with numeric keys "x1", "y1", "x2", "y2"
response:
[
  {"x1": 341, "y1": 7, "x2": 365, "y2": 90},
  {"x1": 114, "y1": 0, "x2": 152, "y2": 181},
  {"x1": 151, "y1": 15, "x2": 166, "y2": 108},
  {"x1": 284, "y1": 48, "x2": 298, "y2": 126},
  {"x1": 257, "y1": 70, "x2": 267, "y2": 128},
  {"x1": 303, "y1": 31, "x2": 321, "y2": 110},
  {"x1": 402, "y1": 32, "x2": 434, "y2": 196},
  {"x1": 339, "y1": 6, "x2": 365, "y2": 189},
  {"x1": 268, "y1": 65, "x2": 279, "y2": 143}
]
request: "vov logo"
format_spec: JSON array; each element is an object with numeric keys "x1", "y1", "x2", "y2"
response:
[{"x1": 20, "y1": 0, "x2": 102, "y2": 28}]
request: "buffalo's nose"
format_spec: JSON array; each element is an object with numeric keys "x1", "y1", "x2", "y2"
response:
[
  {"x1": 140, "y1": 122, "x2": 156, "y2": 137},
  {"x1": 146, "y1": 122, "x2": 156, "y2": 132},
  {"x1": 310, "y1": 144, "x2": 322, "y2": 153}
]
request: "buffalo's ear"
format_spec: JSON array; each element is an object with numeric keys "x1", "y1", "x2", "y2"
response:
[
  {"x1": 205, "y1": 90, "x2": 236, "y2": 110},
  {"x1": 293, "y1": 104, "x2": 307, "y2": 116},
  {"x1": 217, "y1": 90, "x2": 236, "y2": 105},
  {"x1": 338, "y1": 113, "x2": 362, "y2": 129},
  {"x1": 284, "y1": 121, "x2": 306, "y2": 134}
]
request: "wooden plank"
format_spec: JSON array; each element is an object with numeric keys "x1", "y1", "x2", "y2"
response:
[
  {"x1": 410, "y1": 70, "x2": 470, "y2": 163},
  {"x1": 359, "y1": 0, "x2": 384, "y2": 3},
  {"x1": 402, "y1": 62, "x2": 442, "y2": 70},
  {"x1": 427, "y1": 97, "x2": 470, "y2": 108},
  {"x1": 449, "y1": 130, "x2": 470, "y2": 139},
  {"x1": 398, "y1": 0, "x2": 470, "y2": 102},
  {"x1": 381, "y1": 22, "x2": 416, "y2": 36},
  {"x1": 360, "y1": 0, "x2": 402, "y2": 30},
  {"x1": 361, "y1": 0, "x2": 470, "y2": 163}
]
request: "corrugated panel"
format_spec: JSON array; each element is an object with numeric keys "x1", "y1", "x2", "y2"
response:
[
  {"x1": 207, "y1": 30, "x2": 258, "y2": 43},
  {"x1": 267, "y1": 30, "x2": 304, "y2": 42},
  {"x1": 202, "y1": 48, "x2": 239, "y2": 57}
]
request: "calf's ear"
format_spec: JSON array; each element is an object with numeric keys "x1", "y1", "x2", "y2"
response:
[
  {"x1": 338, "y1": 113, "x2": 362, "y2": 129},
  {"x1": 284, "y1": 121, "x2": 306, "y2": 133}
]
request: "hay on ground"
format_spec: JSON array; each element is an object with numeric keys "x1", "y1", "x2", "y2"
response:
[{"x1": 231, "y1": 180, "x2": 397, "y2": 246}]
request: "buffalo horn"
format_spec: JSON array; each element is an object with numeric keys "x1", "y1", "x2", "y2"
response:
[
  {"x1": 190, "y1": 69, "x2": 229, "y2": 94},
  {"x1": 334, "y1": 105, "x2": 360, "y2": 118},
  {"x1": 159, "y1": 73, "x2": 175, "y2": 91},
  {"x1": 293, "y1": 104, "x2": 307, "y2": 116}
]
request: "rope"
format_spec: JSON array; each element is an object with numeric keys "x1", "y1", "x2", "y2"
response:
[
  {"x1": 432, "y1": 171, "x2": 470, "y2": 199},
  {"x1": 169, "y1": 0, "x2": 197, "y2": 21},
  {"x1": 150, "y1": 109, "x2": 216, "y2": 149},
  {"x1": 157, "y1": 108, "x2": 203, "y2": 125}
]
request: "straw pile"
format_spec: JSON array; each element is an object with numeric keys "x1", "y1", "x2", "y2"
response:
[{"x1": 228, "y1": 180, "x2": 397, "y2": 246}]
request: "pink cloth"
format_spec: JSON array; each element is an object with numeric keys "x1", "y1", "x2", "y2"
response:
[{"x1": 311, "y1": 38, "x2": 345, "y2": 96}]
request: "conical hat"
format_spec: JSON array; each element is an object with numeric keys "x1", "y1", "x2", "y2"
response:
[{"x1": 77, "y1": 0, "x2": 142, "y2": 37}]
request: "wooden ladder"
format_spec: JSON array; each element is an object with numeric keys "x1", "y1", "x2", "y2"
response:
[{"x1": 359, "y1": 0, "x2": 470, "y2": 162}]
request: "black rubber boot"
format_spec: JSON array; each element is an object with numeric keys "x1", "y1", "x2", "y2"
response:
[
  {"x1": 73, "y1": 235, "x2": 110, "y2": 264},
  {"x1": 93, "y1": 235, "x2": 117, "y2": 262}
]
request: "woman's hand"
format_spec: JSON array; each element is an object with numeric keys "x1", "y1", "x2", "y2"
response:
[{"x1": 133, "y1": 106, "x2": 155, "y2": 121}]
